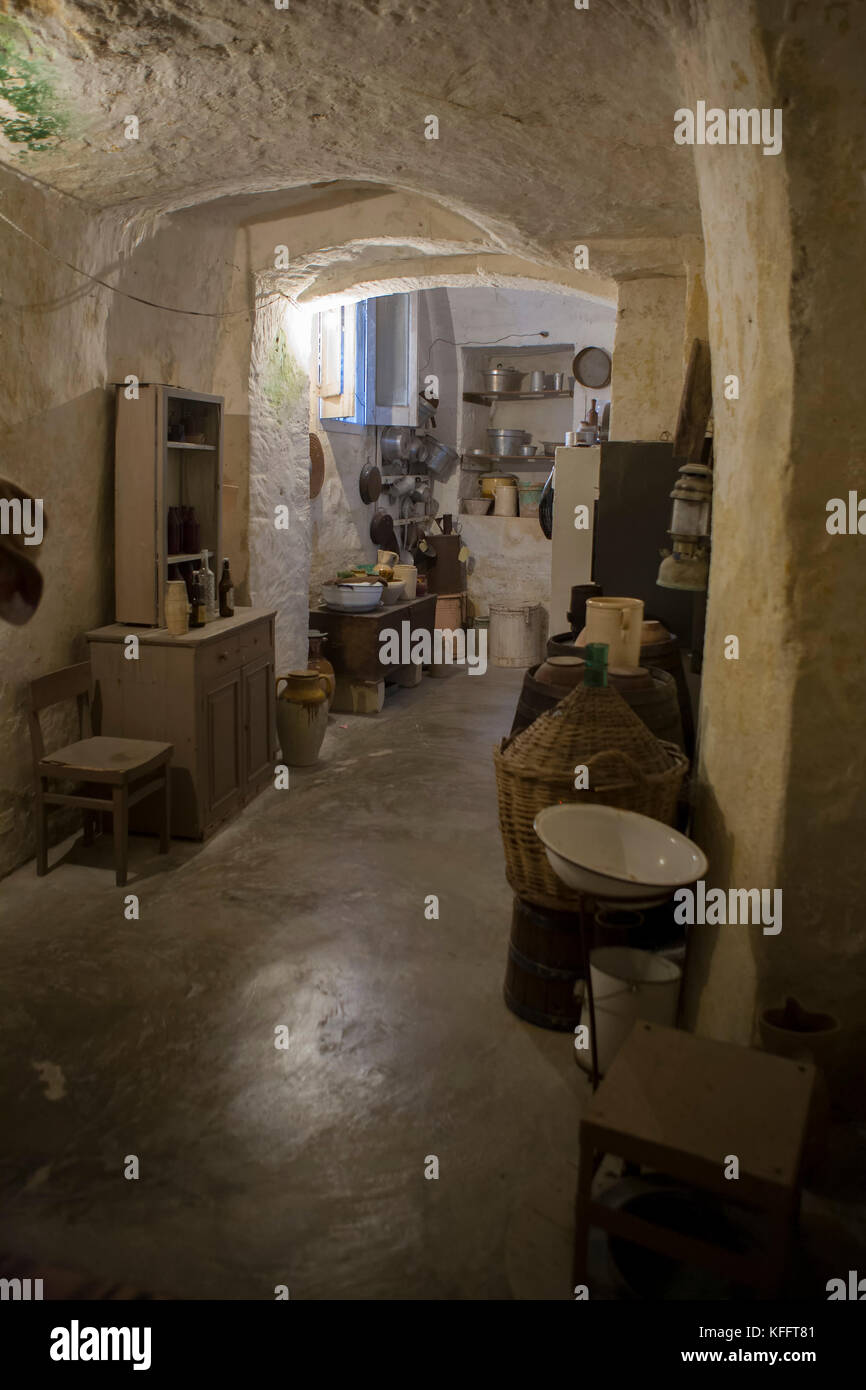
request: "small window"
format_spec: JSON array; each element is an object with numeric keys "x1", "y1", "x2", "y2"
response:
[{"x1": 318, "y1": 293, "x2": 417, "y2": 427}]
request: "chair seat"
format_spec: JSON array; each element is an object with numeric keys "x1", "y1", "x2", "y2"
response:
[{"x1": 40, "y1": 736, "x2": 173, "y2": 781}]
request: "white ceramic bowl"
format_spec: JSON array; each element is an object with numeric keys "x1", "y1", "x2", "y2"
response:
[
  {"x1": 321, "y1": 582, "x2": 382, "y2": 612},
  {"x1": 380, "y1": 580, "x2": 406, "y2": 606},
  {"x1": 533, "y1": 803, "x2": 707, "y2": 903}
]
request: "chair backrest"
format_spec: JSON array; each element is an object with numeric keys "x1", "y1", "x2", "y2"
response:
[{"x1": 28, "y1": 661, "x2": 92, "y2": 765}]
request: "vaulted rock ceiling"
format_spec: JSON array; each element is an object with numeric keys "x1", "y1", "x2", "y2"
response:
[{"x1": 1, "y1": 0, "x2": 701, "y2": 280}]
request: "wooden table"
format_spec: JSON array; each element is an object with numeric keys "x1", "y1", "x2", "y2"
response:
[
  {"x1": 573, "y1": 1022, "x2": 815, "y2": 1298},
  {"x1": 310, "y1": 595, "x2": 436, "y2": 714}
]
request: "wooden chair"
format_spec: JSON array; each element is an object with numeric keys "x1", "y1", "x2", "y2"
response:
[{"x1": 28, "y1": 661, "x2": 173, "y2": 887}]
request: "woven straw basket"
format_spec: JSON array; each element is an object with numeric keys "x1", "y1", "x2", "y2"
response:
[{"x1": 494, "y1": 681, "x2": 689, "y2": 911}]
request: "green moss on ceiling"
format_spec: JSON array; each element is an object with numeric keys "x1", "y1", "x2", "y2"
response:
[
  {"x1": 0, "y1": 18, "x2": 67, "y2": 153},
  {"x1": 262, "y1": 328, "x2": 307, "y2": 415}
]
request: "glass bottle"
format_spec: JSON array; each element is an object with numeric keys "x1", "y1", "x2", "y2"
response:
[
  {"x1": 189, "y1": 569, "x2": 207, "y2": 629},
  {"x1": 583, "y1": 642, "x2": 608, "y2": 687},
  {"x1": 200, "y1": 549, "x2": 217, "y2": 620},
  {"x1": 218, "y1": 558, "x2": 234, "y2": 618}
]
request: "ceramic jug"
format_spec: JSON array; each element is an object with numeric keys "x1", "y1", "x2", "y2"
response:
[
  {"x1": 275, "y1": 670, "x2": 330, "y2": 766},
  {"x1": 584, "y1": 597, "x2": 644, "y2": 668},
  {"x1": 307, "y1": 630, "x2": 336, "y2": 708},
  {"x1": 392, "y1": 563, "x2": 417, "y2": 599}
]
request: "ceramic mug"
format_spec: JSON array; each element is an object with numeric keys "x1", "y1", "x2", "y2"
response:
[{"x1": 585, "y1": 596, "x2": 644, "y2": 667}]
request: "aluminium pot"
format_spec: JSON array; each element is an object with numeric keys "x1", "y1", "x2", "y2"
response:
[
  {"x1": 381, "y1": 426, "x2": 413, "y2": 467},
  {"x1": 481, "y1": 363, "x2": 525, "y2": 393},
  {"x1": 425, "y1": 439, "x2": 459, "y2": 478},
  {"x1": 487, "y1": 428, "x2": 531, "y2": 457}
]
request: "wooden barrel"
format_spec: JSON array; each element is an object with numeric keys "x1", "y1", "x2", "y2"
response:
[
  {"x1": 638, "y1": 638, "x2": 695, "y2": 756},
  {"x1": 509, "y1": 665, "x2": 566, "y2": 736},
  {"x1": 504, "y1": 896, "x2": 585, "y2": 1030},
  {"x1": 609, "y1": 666, "x2": 685, "y2": 750},
  {"x1": 509, "y1": 662, "x2": 684, "y2": 750},
  {"x1": 489, "y1": 603, "x2": 545, "y2": 668},
  {"x1": 547, "y1": 629, "x2": 694, "y2": 756}
]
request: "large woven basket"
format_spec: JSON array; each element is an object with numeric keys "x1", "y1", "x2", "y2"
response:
[{"x1": 494, "y1": 681, "x2": 689, "y2": 911}]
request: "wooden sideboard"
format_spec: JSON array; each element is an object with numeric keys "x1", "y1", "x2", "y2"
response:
[{"x1": 87, "y1": 609, "x2": 276, "y2": 840}]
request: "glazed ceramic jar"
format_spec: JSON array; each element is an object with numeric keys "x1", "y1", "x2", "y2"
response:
[
  {"x1": 275, "y1": 670, "x2": 330, "y2": 766},
  {"x1": 307, "y1": 630, "x2": 336, "y2": 707}
]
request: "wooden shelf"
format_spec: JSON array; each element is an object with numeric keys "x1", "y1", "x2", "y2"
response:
[
  {"x1": 166, "y1": 441, "x2": 217, "y2": 451},
  {"x1": 462, "y1": 453, "x2": 555, "y2": 466},
  {"x1": 463, "y1": 390, "x2": 573, "y2": 404},
  {"x1": 167, "y1": 552, "x2": 206, "y2": 564},
  {"x1": 459, "y1": 512, "x2": 545, "y2": 524}
]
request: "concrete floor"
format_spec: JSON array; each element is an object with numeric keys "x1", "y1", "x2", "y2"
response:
[
  {"x1": 0, "y1": 666, "x2": 585, "y2": 1299},
  {"x1": 2, "y1": 664, "x2": 864, "y2": 1301}
]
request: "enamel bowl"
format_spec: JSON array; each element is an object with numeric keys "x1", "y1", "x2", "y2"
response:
[
  {"x1": 321, "y1": 581, "x2": 382, "y2": 612},
  {"x1": 534, "y1": 803, "x2": 707, "y2": 903}
]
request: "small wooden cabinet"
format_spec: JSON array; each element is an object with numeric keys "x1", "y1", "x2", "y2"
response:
[{"x1": 87, "y1": 609, "x2": 276, "y2": 839}]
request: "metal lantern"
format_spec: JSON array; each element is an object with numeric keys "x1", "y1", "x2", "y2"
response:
[{"x1": 656, "y1": 462, "x2": 713, "y2": 591}]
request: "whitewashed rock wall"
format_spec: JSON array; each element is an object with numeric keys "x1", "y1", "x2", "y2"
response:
[{"x1": 248, "y1": 297, "x2": 312, "y2": 674}]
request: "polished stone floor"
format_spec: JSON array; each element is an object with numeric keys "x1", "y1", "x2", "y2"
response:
[
  {"x1": 1, "y1": 665, "x2": 864, "y2": 1301},
  {"x1": 0, "y1": 666, "x2": 583, "y2": 1299}
]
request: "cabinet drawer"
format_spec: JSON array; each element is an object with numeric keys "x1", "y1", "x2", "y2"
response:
[
  {"x1": 199, "y1": 633, "x2": 242, "y2": 681},
  {"x1": 240, "y1": 619, "x2": 272, "y2": 662}
]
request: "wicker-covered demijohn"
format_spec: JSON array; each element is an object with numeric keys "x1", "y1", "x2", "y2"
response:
[{"x1": 493, "y1": 679, "x2": 689, "y2": 911}]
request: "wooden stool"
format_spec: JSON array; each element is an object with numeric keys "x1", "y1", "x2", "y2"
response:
[{"x1": 573, "y1": 1022, "x2": 815, "y2": 1298}]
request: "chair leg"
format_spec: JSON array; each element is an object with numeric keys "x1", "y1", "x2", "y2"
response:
[
  {"x1": 572, "y1": 1131, "x2": 596, "y2": 1294},
  {"x1": 35, "y1": 780, "x2": 48, "y2": 876},
  {"x1": 82, "y1": 810, "x2": 95, "y2": 846},
  {"x1": 113, "y1": 785, "x2": 129, "y2": 888},
  {"x1": 160, "y1": 769, "x2": 171, "y2": 854}
]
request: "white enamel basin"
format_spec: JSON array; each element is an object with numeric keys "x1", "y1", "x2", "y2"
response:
[{"x1": 534, "y1": 803, "x2": 707, "y2": 903}]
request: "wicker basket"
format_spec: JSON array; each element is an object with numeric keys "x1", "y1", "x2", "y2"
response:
[{"x1": 494, "y1": 682, "x2": 689, "y2": 911}]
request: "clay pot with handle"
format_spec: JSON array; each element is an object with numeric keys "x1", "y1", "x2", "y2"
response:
[
  {"x1": 276, "y1": 670, "x2": 330, "y2": 766},
  {"x1": 306, "y1": 631, "x2": 336, "y2": 708}
]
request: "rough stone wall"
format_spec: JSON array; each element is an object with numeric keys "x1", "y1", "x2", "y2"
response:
[
  {"x1": 610, "y1": 276, "x2": 687, "y2": 441},
  {"x1": 674, "y1": 0, "x2": 866, "y2": 1099},
  {"x1": 0, "y1": 183, "x2": 252, "y2": 878},
  {"x1": 0, "y1": 172, "x2": 115, "y2": 877},
  {"x1": 248, "y1": 295, "x2": 311, "y2": 673}
]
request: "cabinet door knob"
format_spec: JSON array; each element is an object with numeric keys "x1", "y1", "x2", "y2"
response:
[{"x1": 218, "y1": 651, "x2": 229, "y2": 661}]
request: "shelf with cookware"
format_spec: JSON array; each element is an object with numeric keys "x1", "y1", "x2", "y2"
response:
[{"x1": 462, "y1": 389, "x2": 574, "y2": 405}]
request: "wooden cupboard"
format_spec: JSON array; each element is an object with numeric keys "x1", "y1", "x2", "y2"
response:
[
  {"x1": 86, "y1": 609, "x2": 276, "y2": 839},
  {"x1": 114, "y1": 384, "x2": 223, "y2": 626}
]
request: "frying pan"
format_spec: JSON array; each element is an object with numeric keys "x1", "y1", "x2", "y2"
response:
[
  {"x1": 359, "y1": 462, "x2": 382, "y2": 505},
  {"x1": 309, "y1": 434, "x2": 325, "y2": 499}
]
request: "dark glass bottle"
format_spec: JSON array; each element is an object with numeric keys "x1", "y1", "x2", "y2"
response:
[
  {"x1": 182, "y1": 506, "x2": 200, "y2": 553},
  {"x1": 167, "y1": 506, "x2": 182, "y2": 555},
  {"x1": 189, "y1": 569, "x2": 207, "y2": 629},
  {"x1": 218, "y1": 558, "x2": 234, "y2": 618},
  {"x1": 583, "y1": 642, "x2": 609, "y2": 687}
]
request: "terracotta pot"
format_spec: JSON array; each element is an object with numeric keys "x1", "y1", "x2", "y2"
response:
[
  {"x1": 758, "y1": 997, "x2": 842, "y2": 1069},
  {"x1": 307, "y1": 631, "x2": 336, "y2": 707},
  {"x1": 275, "y1": 670, "x2": 329, "y2": 766},
  {"x1": 535, "y1": 656, "x2": 585, "y2": 689}
]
